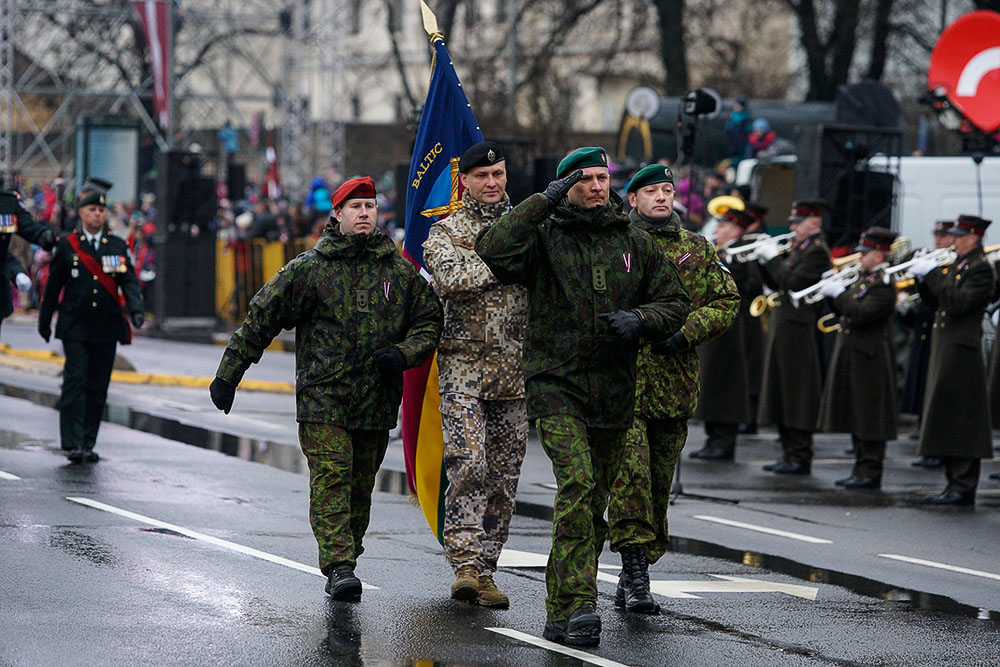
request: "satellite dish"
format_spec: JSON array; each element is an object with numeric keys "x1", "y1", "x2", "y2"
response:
[{"x1": 626, "y1": 87, "x2": 661, "y2": 120}]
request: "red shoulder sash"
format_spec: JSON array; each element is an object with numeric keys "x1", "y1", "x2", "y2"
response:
[{"x1": 66, "y1": 233, "x2": 132, "y2": 344}]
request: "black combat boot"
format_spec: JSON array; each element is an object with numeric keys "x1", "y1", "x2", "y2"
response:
[
  {"x1": 615, "y1": 546, "x2": 660, "y2": 614},
  {"x1": 542, "y1": 603, "x2": 601, "y2": 646},
  {"x1": 325, "y1": 564, "x2": 362, "y2": 602}
]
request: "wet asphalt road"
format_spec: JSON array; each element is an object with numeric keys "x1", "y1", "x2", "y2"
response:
[{"x1": 3, "y1": 393, "x2": 1000, "y2": 666}]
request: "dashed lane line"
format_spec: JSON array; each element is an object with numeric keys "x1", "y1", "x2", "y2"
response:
[
  {"x1": 66, "y1": 496, "x2": 377, "y2": 589},
  {"x1": 0, "y1": 469, "x2": 22, "y2": 480},
  {"x1": 486, "y1": 628, "x2": 629, "y2": 667},
  {"x1": 878, "y1": 554, "x2": 1000, "y2": 582},
  {"x1": 693, "y1": 515, "x2": 833, "y2": 544}
]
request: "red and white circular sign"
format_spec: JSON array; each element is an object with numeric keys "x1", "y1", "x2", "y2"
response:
[{"x1": 928, "y1": 10, "x2": 1000, "y2": 133}]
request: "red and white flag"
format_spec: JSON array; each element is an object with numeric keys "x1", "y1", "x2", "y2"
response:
[{"x1": 133, "y1": 1, "x2": 172, "y2": 131}]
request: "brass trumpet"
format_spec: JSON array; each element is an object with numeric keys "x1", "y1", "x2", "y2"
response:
[
  {"x1": 788, "y1": 265, "x2": 861, "y2": 308},
  {"x1": 707, "y1": 195, "x2": 745, "y2": 218},
  {"x1": 724, "y1": 232, "x2": 795, "y2": 263},
  {"x1": 881, "y1": 247, "x2": 956, "y2": 284}
]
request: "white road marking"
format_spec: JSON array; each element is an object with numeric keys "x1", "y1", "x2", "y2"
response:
[
  {"x1": 66, "y1": 496, "x2": 377, "y2": 589},
  {"x1": 499, "y1": 547, "x2": 618, "y2": 570},
  {"x1": 486, "y1": 628, "x2": 628, "y2": 667},
  {"x1": 595, "y1": 571, "x2": 818, "y2": 600},
  {"x1": 878, "y1": 554, "x2": 1000, "y2": 582},
  {"x1": 693, "y1": 515, "x2": 833, "y2": 544},
  {"x1": 0, "y1": 469, "x2": 21, "y2": 480}
]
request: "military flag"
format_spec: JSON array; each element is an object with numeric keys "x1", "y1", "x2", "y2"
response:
[{"x1": 401, "y1": 11, "x2": 484, "y2": 543}]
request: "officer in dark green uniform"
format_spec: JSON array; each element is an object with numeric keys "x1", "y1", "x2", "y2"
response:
[
  {"x1": 911, "y1": 214, "x2": 995, "y2": 505},
  {"x1": 817, "y1": 227, "x2": 899, "y2": 489},
  {"x1": 476, "y1": 147, "x2": 690, "y2": 647},
  {"x1": 210, "y1": 176, "x2": 442, "y2": 600},
  {"x1": 38, "y1": 185, "x2": 143, "y2": 463},
  {"x1": 608, "y1": 164, "x2": 739, "y2": 614},
  {"x1": 1, "y1": 190, "x2": 55, "y2": 334}
]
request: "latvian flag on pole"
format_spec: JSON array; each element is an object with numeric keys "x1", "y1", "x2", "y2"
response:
[{"x1": 401, "y1": 11, "x2": 484, "y2": 544}]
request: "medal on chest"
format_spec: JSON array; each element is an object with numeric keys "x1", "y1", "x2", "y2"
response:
[
  {"x1": 101, "y1": 254, "x2": 128, "y2": 273},
  {"x1": 0, "y1": 214, "x2": 16, "y2": 234}
]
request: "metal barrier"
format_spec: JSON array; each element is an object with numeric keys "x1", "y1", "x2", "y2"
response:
[{"x1": 215, "y1": 238, "x2": 316, "y2": 323}]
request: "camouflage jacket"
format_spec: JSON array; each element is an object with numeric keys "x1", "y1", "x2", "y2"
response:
[
  {"x1": 631, "y1": 210, "x2": 740, "y2": 419},
  {"x1": 423, "y1": 190, "x2": 527, "y2": 400},
  {"x1": 475, "y1": 192, "x2": 691, "y2": 429},
  {"x1": 216, "y1": 221, "x2": 442, "y2": 429}
]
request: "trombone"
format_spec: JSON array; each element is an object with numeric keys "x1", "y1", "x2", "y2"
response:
[
  {"x1": 723, "y1": 232, "x2": 795, "y2": 263},
  {"x1": 787, "y1": 265, "x2": 862, "y2": 308}
]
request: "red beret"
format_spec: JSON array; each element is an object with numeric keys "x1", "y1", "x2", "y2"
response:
[{"x1": 330, "y1": 176, "x2": 376, "y2": 209}]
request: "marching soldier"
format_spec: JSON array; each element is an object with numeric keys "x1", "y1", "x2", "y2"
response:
[
  {"x1": 909, "y1": 214, "x2": 995, "y2": 505},
  {"x1": 692, "y1": 207, "x2": 762, "y2": 459},
  {"x1": 1, "y1": 190, "x2": 56, "y2": 334},
  {"x1": 608, "y1": 164, "x2": 739, "y2": 614},
  {"x1": 900, "y1": 221, "x2": 954, "y2": 469},
  {"x1": 422, "y1": 142, "x2": 529, "y2": 609},
  {"x1": 756, "y1": 200, "x2": 832, "y2": 474},
  {"x1": 817, "y1": 228, "x2": 899, "y2": 489},
  {"x1": 210, "y1": 176, "x2": 443, "y2": 598},
  {"x1": 37, "y1": 185, "x2": 144, "y2": 463},
  {"x1": 476, "y1": 147, "x2": 690, "y2": 647}
]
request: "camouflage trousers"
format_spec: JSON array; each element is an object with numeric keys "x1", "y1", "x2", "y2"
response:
[
  {"x1": 298, "y1": 423, "x2": 389, "y2": 574},
  {"x1": 441, "y1": 393, "x2": 528, "y2": 574},
  {"x1": 608, "y1": 416, "x2": 687, "y2": 564},
  {"x1": 537, "y1": 414, "x2": 627, "y2": 622}
]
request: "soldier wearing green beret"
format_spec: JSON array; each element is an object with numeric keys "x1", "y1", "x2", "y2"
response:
[
  {"x1": 476, "y1": 147, "x2": 691, "y2": 647},
  {"x1": 607, "y1": 164, "x2": 739, "y2": 614}
]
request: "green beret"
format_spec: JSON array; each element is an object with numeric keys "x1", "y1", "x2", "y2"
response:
[
  {"x1": 626, "y1": 164, "x2": 674, "y2": 193},
  {"x1": 77, "y1": 190, "x2": 107, "y2": 209},
  {"x1": 556, "y1": 147, "x2": 609, "y2": 178}
]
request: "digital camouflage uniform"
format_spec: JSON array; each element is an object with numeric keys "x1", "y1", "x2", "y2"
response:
[
  {"x1": 422, "y1": 190, "x2": 529, "y2": 576},
  {"x1": 216, "y1": 220, "x2": 442, "y2": 574},
  {"x1": 475, "y1": 192, "x2": 691, "y2": 623},
  {"x1": 609, "y1": 209, "x2": 739, "y2": 563}
]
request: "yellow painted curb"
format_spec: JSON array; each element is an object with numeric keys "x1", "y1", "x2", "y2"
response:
[{"x1": 0, "y1": 344, "x2": 293, "y2": 393}]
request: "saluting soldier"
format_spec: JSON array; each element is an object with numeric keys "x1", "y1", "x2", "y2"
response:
[
  {"x1": 37, "y1": 185, "x2": 143, "y2": 463},
  {"x1": 756, "y1": 200, "x2": 832, "y2": 474},
  {"x1": 909, "y1": 214, "x2": 995, "y2": 505},
  {"x1": 476, "y1": 147, "x2": 690, "y2": 647},
  {"x1": 692, "y1": 207, "x2": 762, "y2": 459},
  {"x1": 1, "y1": 190, "x2": 55, "y2": 334},
  {"x1": 817, "y1": 228, "x2": 899, "y2": 489},
  {"x1": 210, "y1": 177, "x2": 443, "y2": 598},
  {"x1": 608, "y1": 164, "x2": 738, "y2": 614},
  {"x1": 900, "y1": 220, "x2": 954, "y2": 469},
  {"x1": 422, "y1": 141, "x2": 529, "y2": 609}
]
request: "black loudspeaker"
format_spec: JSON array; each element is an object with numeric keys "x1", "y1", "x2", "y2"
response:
[
  {"x1": 796, "y1": 124, "x2": 902, "y2": 248},
  {"x1": 227, "y1": 163, "x2": 246, "y2": 201},
  {"x1": 153, "y1": 150, "x2": 218, "y2": 326}
]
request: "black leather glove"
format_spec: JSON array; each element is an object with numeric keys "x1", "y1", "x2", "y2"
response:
[
  {"x1": 38, "y1": 227, "x2": 56, "y2": 251},
  {"x1": 131, "y1": 311, "x2": 145, "y2": 329},
  {"x1": 651, "y1": 331, "x2": 688, "y2": 355},
  {"x1": 209, "y1": 377, "x2": 237, "y2": 414},
  {"x1": 38, "y1": 321, "x2": 51, "y2": 343},
  {"x1": 542, "y1": 169, "x2": 583, "y2": 206},
  {"x1": 599, "y1": 310, "x2": 643, "y2": 343},
  {"x1": 373, "y1": 347, "x2": 406, "y2": 380}
]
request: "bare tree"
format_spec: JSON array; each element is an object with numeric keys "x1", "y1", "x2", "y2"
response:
[{"x1": 652, "y1": 0, "x2": 690, "y2": 95}]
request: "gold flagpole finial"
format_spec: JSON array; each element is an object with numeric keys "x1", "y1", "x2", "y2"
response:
[{"x1": 420, "y1": 0, "x2": 444, "y2": 43}]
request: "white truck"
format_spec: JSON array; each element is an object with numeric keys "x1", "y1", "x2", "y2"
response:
[{"x1": 734, "y1": 155, "x2": 1000, "y2": 251}]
